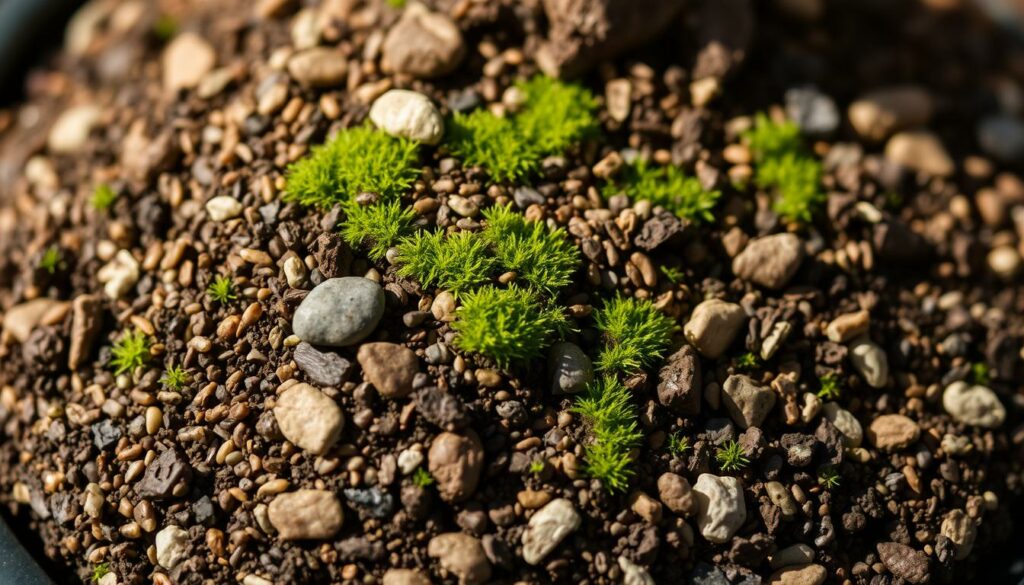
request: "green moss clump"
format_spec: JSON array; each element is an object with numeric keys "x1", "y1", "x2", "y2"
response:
[
  {"x1": 817, "y1": 372, "x2": 841, "y2": 401},
  {"x1": 481, "y1": 205, "x2": 580, "y2": 294},
  {"x1": 452, "y1": 285, "x2": 568, "y2": 367},
  {"x1": 284, "y1": 126, "x2": 419, "y2": 209},
  {"x1": 109, "y1": 330, "x2": 151, "y2": 376},
  {"x1": 160, "y1": 365, "x2": 189, "y2": 390},
  {"x1": 412, "y1": 467, "x2": 434, "y2": 487},
  {"x1": 744, "y1": 113, "x2": 824, "y2": 224},
  {"x1": 448, "y1": 111, "x2": 539, "y2": 183},
  {"x1": 593, "y1": 295, "x2": 675, "y2": 373},
  {"x1": 573, "y1": 376, "x2": 643, "y2": 493},
  {"x1": 447, "y1": 76, "x2": 598, "y2": 183},
  {"x1": 341, "y1": 201, "x2": 416, "y2": 262},
  {"x1": 90, "y1": 184, "x2": 118, "y2": 211},
  {"x1": 604, "y1": 159, "x2": 721, "y2": 223},
  {"x1": 396, "y1": 230, "x2": 494, "y2": 294},
  {"x1": 39, "y1": 246, "x2": 63, "y2": 274},
  {"x1": 206, "y1": 275, "x2": 236, "y2": 304},
  {"x1": 715, "y1": 440, "x2": 750, "y2": 472},
  {"x1": 515, "y1": 75, "x2": 599, "y2": 154}
]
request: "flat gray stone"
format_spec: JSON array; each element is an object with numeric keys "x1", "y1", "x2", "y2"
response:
[{"x1": 292, "y1": 277, "x2": 384, "y2": 347}]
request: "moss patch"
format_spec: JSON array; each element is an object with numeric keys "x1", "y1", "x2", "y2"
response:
[
  {"x1": 284, "y1": 126, "x2": 419, "y2": 209},
  {"x1": 452, "y1": 285, "x2": 569, "y2": 367}
]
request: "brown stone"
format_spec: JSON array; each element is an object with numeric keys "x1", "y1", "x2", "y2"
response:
[
  {"x1": 428, "y1": 431, "x2": 484, "y2": 503},
  {"x1": 268, "y1": 490, "x2": 343, "y2": 540},
  {"x1": 866, "y1": 414, "x2": 920, "y2": 452},
  {"x1": 357, "y1": 342, "x2": 419, "y2": 399}
]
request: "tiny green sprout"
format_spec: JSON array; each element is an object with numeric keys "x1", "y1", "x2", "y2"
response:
[
  {"x1": 528, "y1": 459, "x2": 546, "y2": 475},
  {"x1": 970, "y1": 362, "x2": 991, "y2": 386},
  {"x1": 818, "y1": 466, "x2": 841, "y2": 490},
  {"x1": 412, "y1": 467, "x2": 435, "y2": 488},
  {"x1": 667, "y1": 432, "x2": 691, "y2": 457},
  {"x1": 817, "y1": 372, "x2": 841, "y2": 401},
  {"x1": 160, "y1": 365, "x2": 189, "y2": 391},
  {"x1": 152, "y1": 14, "x2": 179, "y2": 42},
  {"x1": 109, "y1": 330, "x2": 151, "y2": 376},
  {"x1": 386, "y1": 0, "x2": 407, "y2": 7},
  {"x1": 715, "y1": 440, "x2": 750, "y2": 472},
  {"x1": 90, "y1": 184, "x2": 118, "y2": 211},
  {"x1": 206, "y1": 275, "x2": 236, "y2": 304},
  {"x1": 736, "y1": 351, "x2": 759, "y2": 371},
  {"x1": 91, "y1": 562, "x2": 111, "y2": 583},
  {"x1": 39, "y1": 246, "x2": 64, "y2": 274},
  {"x1": 660, "y1": 265, "x2": 685, "y2": 284}
]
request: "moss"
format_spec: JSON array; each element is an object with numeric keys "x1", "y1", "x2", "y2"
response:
[
  {"x1": 206, "y1": 275, "x2": 236, "y2": 304},
  {"x1": 109, "y1": 330, "x2": 151, "y2": 376},
  {"x1": 284, "y1": 126, "x2": 419, "y2": 209},
  {"x1": 341, "y1": 201, "x2": 416, "y2": 262},
  {"x1": 447, "y1": 111, "x2": 539, "y2": 183},
  {"x1": 90, "y1": 563, "x2": 111, "y2": 583},
  {"x1": 970, "y1": 362, "x2": 991, "y2": 386},
  {"x1": 818, "y1": 465, "x2": 841, "y2": 490},
  {"x1": 660, "y1": 265, "x2": 685, "y2": 284},
  {"x1": 90, "y1": 184, "x2": 118, "y2": 212},
  {"x1": 39, "y1": 246, "x2": 64, "y2": 275},
  {"x1": 528, "y1": 459, "x2": 546, "y2": 475},
  {"x1": 412, "y1": 467, "x2": 434, "y2": 487},
  {"x1": 515, "y1": 75, "x2": 599, "y2": 154},
  {"x1": 480, "y1": 205, "x2": 580, "y2": 294},
  {"x1": 573, "y1": 376, "x2": 643, "y2": 493},
  {"x1": 593, "y1": 295, "x2": 675, "y2": 373},
  {"x1": 452, "y1": 285, "x2": 569, "y2": 367},
  {"x1": 667, "y1": 432, "x2": 691, "y2": 457},
  {"x1": 447, "y1": 76, "x2": 598, "y2": 183},
  {"x1": 735, "y1": 351, "x2": 760, "y2": 371},
  {"x1": 160, "y1": 365, "x2": 189, "y2": 391},
  {"x1": 152, "y1": 14, "x2": 179, "y2": 42},
  {"x1": 396, "y1": 230, "x2": 495, "y2": 294},
  {"x1": 817, "y1": 372, "x2": 841, "y2": 401},
  {"x1": 603, "y1": 159, "x2": 721, "y2": 223},
  {"x1": 715, "y1": 440, "x2": 749, "y2": 472},
  {"x1": 744, "y1": 113, "x2": 824, "y2": 224}
]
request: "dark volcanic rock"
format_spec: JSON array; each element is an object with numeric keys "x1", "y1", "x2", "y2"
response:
[
  {"x1": 137, "y1": 447, "x2": 192, "y2": 499},
  {"x1": 657, "y1": 345, "x2": 702, "y2": 415}
]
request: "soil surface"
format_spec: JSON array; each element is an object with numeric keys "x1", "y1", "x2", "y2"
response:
[{"x1": 0, "y1": 0, "x2": 1023, "y2": 584}]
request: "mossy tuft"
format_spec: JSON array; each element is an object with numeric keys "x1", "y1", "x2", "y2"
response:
[
  {"x1": 396, "y1": 230, "x2": 494, "y2": 294},
  {"x1": 481, "y1": 205, "x2": 580, "y2": 294},
  {"x1": 447, "y1": 111, "x2": 538, "y2": 183},
  {"x1": 412, "y1": 467, "x2": 434, "y2": 488},
  {"x1": 715, "y1": 440, "x2": 750, "y2": 472},
  {"x1": 447, "y1": 76, "x2": 598, "y2": 183},
  {"x1": 604, "y1": 159, "x2": 721, "y2": 223},
  {"x1": 39, "y1": 246, "x2": 64, "y2": 274},
  {"x1": 206, "y1": 275, "x2": 236, "y2": 304},
  {"x1": 109, "y1": 330, "x2": 151, "y2": 376},
  {"x1": 593, "y1": 295, "x2": 675, "y2": 373},
  {"x1": 160, "y1": 365, "x2": 189, "y2": 391},
  {"x1": 341, "y1": 201, "x2": 416, "y2": 262},
  {"x1": 284, "y1": 126, "x2": 419, "y2": 209},
  {"x1": 452, "y1": 285, "x2": 568, "y2": 367},
  {"x1": 91, "y1": 184, "x2": 118, "y2": 212},
  {"x1": 744, "y1": 113, "x2": 824, "y2": 224},
  {"x1": 818, "y1": 465, "x2": 841, "y2": 490},
  {"x1": 573, "y1": 376, "x2": 643, "y2": 493},
  {"x1": 817, "y1": 372, "x2": 841, "y2": 401},
  {"x1": 515, "y1": 75, "x2": 599, "y2": 154}
]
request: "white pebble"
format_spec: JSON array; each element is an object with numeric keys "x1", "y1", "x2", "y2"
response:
[
  {"x1": 206, "y1": 195, "x2": 244, "y2": 221},
  {"x1": 369, "y1": 89, "x2": 445, "y2": 144}
]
